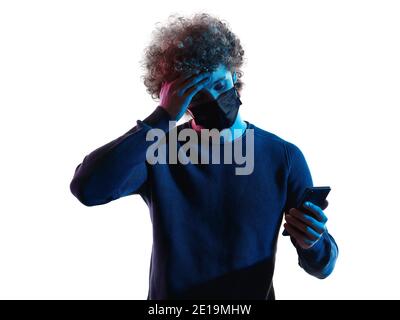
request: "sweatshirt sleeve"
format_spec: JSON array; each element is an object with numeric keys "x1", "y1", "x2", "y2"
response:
[
  {"x1": 284, "y1": 141, "x2": 339, "y2": 279},
  {"x1": 291, "y1": 229, "x2": 339, "y2": 279},
  {"x1": 69, "y1": 106, "x2": 172, "y2": 206}
]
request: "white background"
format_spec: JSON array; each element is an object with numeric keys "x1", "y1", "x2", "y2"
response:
[{"x1": 1, "y1": 1, "x2": 399, "y2": 299}]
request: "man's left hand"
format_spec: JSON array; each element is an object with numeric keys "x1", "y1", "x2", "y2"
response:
[{"x1": 283, "y1": 200, "x2": 329, "y2": 250}]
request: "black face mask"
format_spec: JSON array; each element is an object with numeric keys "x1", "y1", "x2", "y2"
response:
[{"x1": 188, "y1": 86, "x2": 242, "y2": 131}]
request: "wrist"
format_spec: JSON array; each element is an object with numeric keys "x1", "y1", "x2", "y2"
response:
[
  {"x1": 159, "y1": 105, "x2": 179, "y2": 121},
  {"x1": 142, "y1": 106, "x2": 173, "y2": 131}
]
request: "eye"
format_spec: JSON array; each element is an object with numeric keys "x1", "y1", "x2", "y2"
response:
[{"x1": 214, "y1": 82, "x2": 225, "y2": 91}]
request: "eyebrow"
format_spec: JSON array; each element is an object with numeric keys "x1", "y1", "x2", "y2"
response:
[{"x1": 193, "y1": 77, "x2": 227, "y2": 99}]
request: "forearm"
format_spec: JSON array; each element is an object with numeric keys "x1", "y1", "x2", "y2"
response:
[{"x1": 69, "y1": 106, "x2": 171, "y2": 206}]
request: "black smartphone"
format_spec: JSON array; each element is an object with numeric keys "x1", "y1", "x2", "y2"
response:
[
  {"x1": 296, "y1": 186, "x2": 331, "y2": 209},
  {"x1": 282, "y1": 186, "x2": 331, "y2": 236}
]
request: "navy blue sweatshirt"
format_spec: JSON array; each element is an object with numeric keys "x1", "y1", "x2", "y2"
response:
[{"x1": 70, "y1": 106, "x2": 338, "y2": 300}]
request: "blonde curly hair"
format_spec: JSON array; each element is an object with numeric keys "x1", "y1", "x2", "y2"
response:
[{"x1": 139, "y1": 12, "x2": 246, "y2": 101}]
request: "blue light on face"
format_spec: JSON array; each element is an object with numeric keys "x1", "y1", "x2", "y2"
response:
[
  {"x1": 192, "y1": 79, "x2": 227, "y2": 103},
  {"x1": 190, "y1": 63, "x2": 235, "y2": 107}
]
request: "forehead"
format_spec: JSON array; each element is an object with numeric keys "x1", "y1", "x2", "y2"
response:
[
  {"x1": 209, "y1": 64, "x2": 230, "y2": 79},
  {"x1": 198, "y1": 64, "x2": 231, "y2": 91}
]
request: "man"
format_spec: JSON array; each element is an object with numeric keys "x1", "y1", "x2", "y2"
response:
[{"x1": 70, "y1": 12, "x2": 338, "y2": 299}]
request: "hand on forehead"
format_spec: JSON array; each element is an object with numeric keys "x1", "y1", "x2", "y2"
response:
[{"x1": 194, "y1": 64, "x2": 233, "y2": 88}]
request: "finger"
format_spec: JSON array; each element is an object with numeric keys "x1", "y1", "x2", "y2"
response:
[
  {"x1": 283, "y1": 223, "x2": 313, "y2": 248},
  {"x1": 285, "y1": 213, "x2": 321, "y2": 240},
  {"x1": 302, "y1": 201, "x2": 328, "y2": 223},
  {"x1": 288, "y1": 208, "x2": 326, "y2": 234},
  {"x1": 285, "y1": 214, "x2": 321, "y2": 241},
  {"x1": 184, "y1": 76, "x2": 213, "y2": 99},
  {"x1": 180, "y1": 72, "x2": 212, "y2": 95},
  {"x1": 170, "y1": 70, "x2": 201, "y2": 89},
  {"x1": 160, "y1": 81, "x2": 170, "y2": 95}
]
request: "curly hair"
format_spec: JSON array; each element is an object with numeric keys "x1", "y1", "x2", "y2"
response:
[{"x1": 139, "y1": 12, "x2": 246, "y2": 101}]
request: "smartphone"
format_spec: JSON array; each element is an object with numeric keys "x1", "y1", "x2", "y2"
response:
[
  {"x1": 282, "y1": 186, "x2": 331, "y2": 236},
  {"x1": 296, "y1": 186, "x2": 331, "y2": 209}
]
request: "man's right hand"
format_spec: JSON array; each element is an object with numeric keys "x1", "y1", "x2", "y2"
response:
[{"x1": 159, "y1": 71, "x2": 212, "y2": 121}]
